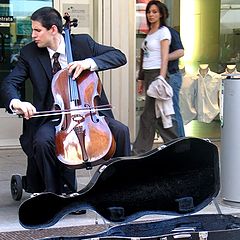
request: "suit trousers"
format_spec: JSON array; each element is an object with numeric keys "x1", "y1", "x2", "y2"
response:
[
  {"x1": 24, "y1": 117, "x2": 131, "y2": 194},
  {"x1": 132, "y1": 69, "x2": 179, "y2": 155},
  {"x1": 25, "y1": 121, "x2": 76, "y2": 194},
  {"x1": 107, "y1": 117, "x2": 131, "y2": 157}
]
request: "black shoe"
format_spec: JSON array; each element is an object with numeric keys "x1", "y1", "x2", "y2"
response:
[{"x1": 70, "y1": 210, "x2": 87, "y2": 215}]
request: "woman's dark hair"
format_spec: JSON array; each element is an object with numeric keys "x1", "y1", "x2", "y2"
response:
[
  {"x1": 145, "y1": 0, "x2": 168, "y2": 29},
  {"x1": 31, "y1": 7, "x2": 63, "y2": 33}
]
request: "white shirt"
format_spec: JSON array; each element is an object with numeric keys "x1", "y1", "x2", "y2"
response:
[
  {"x1": 221, "y1": 69, "x2": 240, "y2": 79},
  {"x1": 179, "y1": 71, "x2": 198, "y2": 124},
  {"x1": 47, "y1": 35, "x2": 98, "y2": 71},
  {"x1": 48, "y1": 35, "x2": 67, "y2": 68},
  {"x1": 196, "y1": 69, "x2": 222, "y2": 123},
  {"x1": 180, "y1": 68, "x2": 222, "y2": 124},
  {"x1": 142, "y1": 26, "x2": 171, "y2": 70}
]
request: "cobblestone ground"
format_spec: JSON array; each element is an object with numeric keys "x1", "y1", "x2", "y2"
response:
[{"x1": 0, "y1": 224, "x2": 107, "y2": 240}]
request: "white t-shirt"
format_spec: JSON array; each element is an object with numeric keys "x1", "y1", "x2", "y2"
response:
[{"x1": 142, "y1": 26, "x2": 171, "y2": 70}]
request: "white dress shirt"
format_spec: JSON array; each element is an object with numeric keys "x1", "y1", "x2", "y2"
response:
[{"x1": 47, "y1": 35, "x2": 98, "y2": 71}]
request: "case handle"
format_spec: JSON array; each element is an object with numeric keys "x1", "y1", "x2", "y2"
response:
[
  {"x1": 172, "y1": 231, "x2": 208, "y2": 240},
  {"x1": 173, "y1": 234, "x2": 192, "y2": 239}
]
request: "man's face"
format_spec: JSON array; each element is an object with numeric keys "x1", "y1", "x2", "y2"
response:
[{"x1": 31, "y1": 20, "x2": 53, "y2": 48}]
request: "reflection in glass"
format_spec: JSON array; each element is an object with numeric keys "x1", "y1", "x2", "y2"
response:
[{"x1": 0, "y1": 0, "x2": 52, "y2": 107}]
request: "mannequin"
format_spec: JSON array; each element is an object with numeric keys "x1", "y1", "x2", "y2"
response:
[
  {"x1": 222, "y1": 64, "x2": 240, "y2": 78},
  {"x1": 199, "y1": 64, "x2": 209, "y2": 77},
  {"x1": 197, "y1": 63, "x2": 222, "y2": 123},
  {"x1": 225, "y1": 64, "x2": 237, "y2": 74},
  {"x1": 179, "y1": 64, "x2": 186, "y2": 75},
  {"x1": 179, "y1": 64, "x2": 198, "y2": 124}
]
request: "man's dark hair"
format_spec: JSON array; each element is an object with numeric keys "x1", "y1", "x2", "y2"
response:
[
  {"x1": 31, "y1": 7, "x2": 63, "y2": 33},
  {"x1": 145, "y1": 0, "x2": 168, "y2": 29}
]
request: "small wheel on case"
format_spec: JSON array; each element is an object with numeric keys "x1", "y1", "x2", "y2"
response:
[{"x1": 11, "y1": 174, "x2": 23, "y2": 201}]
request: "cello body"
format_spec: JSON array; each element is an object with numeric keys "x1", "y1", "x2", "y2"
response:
[
  {"x1": 52, "y1": 69, "x2": 115, "y2": 167},
  {"x1": 51, "y1": 15, "x2": 115, "y2": 168}
]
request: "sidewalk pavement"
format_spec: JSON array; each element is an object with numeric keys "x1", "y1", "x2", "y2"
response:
[{"x1": 0, "y1": 147, "x2": 105, "y2": 233}]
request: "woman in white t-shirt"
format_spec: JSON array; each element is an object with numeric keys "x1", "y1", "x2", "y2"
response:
[{"x1": 132, "y1": 0, "x2": 178, "y2": 155}]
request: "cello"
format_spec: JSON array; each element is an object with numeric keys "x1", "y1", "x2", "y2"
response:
[{"x1": 50, "y1": 14, "x2": 116, "y2": 169}]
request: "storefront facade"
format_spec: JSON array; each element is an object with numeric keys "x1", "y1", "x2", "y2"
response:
[
  {"x1": 0, "y1": 0, "x2": 239, "y2": 147},
  {"x1": 135, "y1": 0, "x2": 240, "y2": 141}
]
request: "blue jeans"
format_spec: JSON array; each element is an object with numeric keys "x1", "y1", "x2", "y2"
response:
[{"x1": 168, "y1": 71, "x2": 185, "y2": 137}]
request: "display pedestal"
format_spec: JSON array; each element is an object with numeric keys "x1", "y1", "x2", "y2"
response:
[{"x1": 221, "y1": 76, "x2": 240, "y2": 206}]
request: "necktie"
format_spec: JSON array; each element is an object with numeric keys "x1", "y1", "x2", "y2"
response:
[{"x1": 52, "y1": 52, "x2": 61, "y2": 75}]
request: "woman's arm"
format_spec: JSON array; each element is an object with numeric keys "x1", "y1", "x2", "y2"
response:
[{"x1": 160, "y1": 39, "x2": 170, "y2": 79}]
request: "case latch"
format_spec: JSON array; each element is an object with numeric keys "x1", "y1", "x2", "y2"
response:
[{"x1": 199, "y1": 231, "x2": 208, "y2": 240}]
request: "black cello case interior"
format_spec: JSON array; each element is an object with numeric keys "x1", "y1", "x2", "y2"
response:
[{"x1": 18, "y1": 137, "x2": 240, "y2": 240}]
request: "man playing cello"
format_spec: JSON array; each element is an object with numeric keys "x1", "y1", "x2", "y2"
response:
[{"x1": 1, "y1": 7, "x2": 131, "y2": 195}]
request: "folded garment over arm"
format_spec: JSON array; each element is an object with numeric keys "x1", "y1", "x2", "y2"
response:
[{"x1": 146, "y1": 75, "x2": 175, "y2": 128}]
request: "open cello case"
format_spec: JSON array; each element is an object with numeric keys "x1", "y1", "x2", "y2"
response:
[{"x1": 18, "y1": 137, "x2": 240, "y2": 240}]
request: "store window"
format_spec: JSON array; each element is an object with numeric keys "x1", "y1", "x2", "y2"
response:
[
  {"x1": 135, "y1": 0, "x2": 240, "y2": 141},
  {"x1": 0, "y1": 0, "x2": 52, "y2": 107},
  {"x1": 220, "y1": 1, "x2": 240, "y2": 69}
]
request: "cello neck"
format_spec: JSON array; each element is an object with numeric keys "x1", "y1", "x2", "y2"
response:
[
  {"x1": 63, "y1": 14, "x2": 79, "y2": 102},
  {"x1": 63, "y1": 14, "x2": 74, "y2": 63},
  {"x1": 64, "y1": 27, "x2": 73, "y2": 63}
]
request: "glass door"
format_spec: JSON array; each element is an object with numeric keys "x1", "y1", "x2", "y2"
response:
[
  {"x1": 0, "y1": 0, "x2": 52, "y2": 147},
  {"x1": 0, "y1": 0, "x2": 52, "y2": 107}
]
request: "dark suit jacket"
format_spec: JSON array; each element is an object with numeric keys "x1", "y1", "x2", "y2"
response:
[{"x1": 1, "y1": 34, "x2": 127, "y2": 157}]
